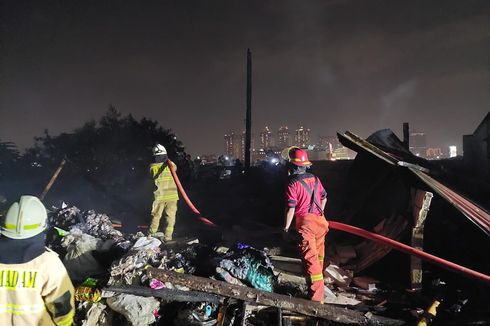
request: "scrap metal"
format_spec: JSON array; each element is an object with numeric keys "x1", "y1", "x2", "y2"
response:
[{"x1": 338, "y1": 131, "x2": 490, "y2": 236}]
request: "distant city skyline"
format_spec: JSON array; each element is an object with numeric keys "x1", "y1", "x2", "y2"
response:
[{"x1": 222, "y1": 124, "x2": 463, "y2": 160}]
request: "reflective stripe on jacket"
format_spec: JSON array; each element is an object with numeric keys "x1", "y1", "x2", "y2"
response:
[
  {"x1": 150, "y1": 162, "x2": 179, "y2": 202},
  {"x1": 0, "y1": 249, "x2": 75, "y2": 326}
]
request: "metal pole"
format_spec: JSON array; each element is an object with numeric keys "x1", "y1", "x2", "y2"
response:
[
  {"x1": 403, "y1": 122, "x2": 409, "y2": 150},
  {"x1": 245, "y1": 48, "x2": 252, "y2": 172}
]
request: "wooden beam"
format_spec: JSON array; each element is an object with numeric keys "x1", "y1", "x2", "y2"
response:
[
  {"x1": 410, "y1": 190, "x2": 433, "y2": 290},
  {"x1": 104, "y1": 285, "x2": 220, "y2": 303},
  {"x1": 39, "y1": 158, "x2": 66, "y2": 200},
  {"x1": 147, "y1": 268, "x2": 404, "y2": 326}
]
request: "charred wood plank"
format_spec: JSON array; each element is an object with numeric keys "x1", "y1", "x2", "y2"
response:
[
  {"x1": 104, "y1": 285, "x2": 220, "y2": 303},
  {"x1": 148, "y1": 268, "x2": 405, "y2": 326}
]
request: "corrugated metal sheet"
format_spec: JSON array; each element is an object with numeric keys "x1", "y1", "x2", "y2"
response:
[{"x1": 338, "y1": 131, "x2": 490, "y2": 236}]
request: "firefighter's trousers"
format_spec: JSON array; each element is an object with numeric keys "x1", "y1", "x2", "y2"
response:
[
  {"x1": 149, "y1": 200, "x2": 178, "y2": 240},
  {"x1": 296, "y1": 213, "x2": 329, "y2": 302}
]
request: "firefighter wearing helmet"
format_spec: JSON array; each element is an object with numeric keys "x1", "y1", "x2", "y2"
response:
[
  {"x1": 0, "y1": 195, "x2": 75, "y2": 325},
  {"x1": 282, "y1": 147, "x2": 329, "y2": 302},
  {"x1": 148, "y1": 144, "x2": 179, "y2": 241}
]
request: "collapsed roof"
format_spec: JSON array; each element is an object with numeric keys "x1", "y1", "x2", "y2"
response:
[{"x1": 338, "y1": 129, "x2": 490, "y2": 237}]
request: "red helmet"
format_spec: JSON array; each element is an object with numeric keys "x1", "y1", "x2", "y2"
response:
[{"x1": 289, "y1": 147, "x2": 312, "y2": 166}]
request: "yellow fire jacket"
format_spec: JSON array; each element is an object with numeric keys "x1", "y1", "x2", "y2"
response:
[
  {"x1": 150, "y1": 161, "x2": 179, "y2": 202},
  {"x1": 0, "y1": 249, "x2": 75, "y2": 326}
]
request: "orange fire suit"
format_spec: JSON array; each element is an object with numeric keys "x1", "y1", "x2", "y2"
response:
[
  {"x1": 296, "y1": 213, "x2": 329, "y2": 301},
  {"x1": 286, "y1": 173, "x2": 329, "y2": 301}
]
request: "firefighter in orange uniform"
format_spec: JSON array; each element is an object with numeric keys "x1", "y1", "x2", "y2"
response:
[{"x1": 282, "y1": 147, "x2": 329, "y2": 302}]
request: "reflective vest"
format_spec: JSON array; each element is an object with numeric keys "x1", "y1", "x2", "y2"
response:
[
  {"x1": 150, "y1": 162, "x2": 179, "y2": 202},
  {"x1": 0, "y1": 249, "x2": 75, "y2": 326}
]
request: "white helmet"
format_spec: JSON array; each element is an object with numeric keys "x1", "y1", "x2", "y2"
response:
[
  {"x1": 153, "y1": 144, "x2": 167, "y2": 156},
  {"x1": 2, "y1": 195, "x2": 47, "y2": 239}
]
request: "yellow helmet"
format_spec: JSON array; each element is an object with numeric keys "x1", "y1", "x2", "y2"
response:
[
  {"x1": 281, "y1": 146, "x2": 299, "y2": 161},
  {"x1": 2, "y1": 195, "x2": 47, "y2": 239}
]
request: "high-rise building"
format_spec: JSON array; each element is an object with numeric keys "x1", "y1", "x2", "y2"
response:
[
  {"x1": 426, "y1": 148, "x2": 443, "y2": 160},
  {"x1": 294, "y1": 126, "x2": 311, "y2": 148},
  {"x1": 449, "y1": 145, "x2": 458, "y2": 158},
  {"x1": 224, "y1": 132, "x2": 241, "y2": 159},
  {"x1": 240, "y1": 131, "x2": 255, "y2": 161},
  {"x1": 277, "y1": 126, "x2": 291, "y2": 148},
  {"x1": 318, "y1": 136, "x2": 340, "y2": 152},
  {"x1": 251, "y1": 148, "x2": 266, "y2": 163},
  {"x1": 409, "y1": 132, "x2": 427, "y2": 158},
  {"x1": 240, "y1": 131, "x2": 246, "y2": 161},
  {"x1": 259, "y1": 126, "x2": 274, "y2": 150},
  {"x1": 224, "y1": 132, "x2": 234, "y2": 157}
]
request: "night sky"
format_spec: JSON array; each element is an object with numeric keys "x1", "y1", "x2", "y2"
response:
[{"x1": 1, "y1": 0, "x2": 489, "y2": 156}]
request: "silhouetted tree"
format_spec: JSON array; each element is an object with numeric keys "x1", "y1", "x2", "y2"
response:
[{"x1": 23, "y1": 106, "x2": 191, "y2": 213}]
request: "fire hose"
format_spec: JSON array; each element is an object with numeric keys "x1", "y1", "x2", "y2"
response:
[
  {"x1": 328, "y1": 221, "x2": 490, "y2": 283},
  {"x1": 168, "y1": 160, "x2": 490, "y2": 284},
  {"x1": 168, "y1": 160, "x2": 217, "y2": 227}
]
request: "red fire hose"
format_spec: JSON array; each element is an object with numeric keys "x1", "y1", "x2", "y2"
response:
[
  {"x1": 168, "y1": 160, "x2": 217, "y2": 227},
  {"x1": 168, "y1": 160, "x2": 490, "y2": 284},
  {"x1": 328, "y1": 221, "x2": 490, "y2": 284}
]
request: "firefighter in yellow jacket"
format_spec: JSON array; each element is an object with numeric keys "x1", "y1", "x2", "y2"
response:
[
  {"x1": 0, "y1": 195, "x2": 75, "y2": 326},
  {"x1": 148, "y1": 144, "x2": 179, "y2": 241}
]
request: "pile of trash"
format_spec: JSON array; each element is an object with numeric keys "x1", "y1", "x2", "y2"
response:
[
  {"x1": 46, "y1": 204, "x2": 278, "y2": 325},
  {"x1": 45, "y1": 204, "x2": 486, "y2": 325}
]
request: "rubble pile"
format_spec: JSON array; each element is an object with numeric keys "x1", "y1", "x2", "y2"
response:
[
  {"x1": 46, "y1": 205, "x2": 282, "y2": 325},
  {"x1": 45, "y1": 205, "x2": 486, "y2": 325}
]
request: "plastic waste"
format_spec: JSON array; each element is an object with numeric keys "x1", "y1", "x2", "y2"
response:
[
  {"x1": 106, "y1": 294, "x2": 160, "y2": 326},
  {"x1": 62, "y1": 229, "x2": 105, "y2": 282},
  {"x1": 324, "y1": 264, "x2": 352, "y2": 287},
  {"x1": 323, "y1": 285, "x2": 337, "y2": 303},
  {"x1": 80, "y1": 302, "x2": 112, "y2": 326},
  {"x1": 218, "y1": 245, "x2": 276, "y2": 292},
  {"x1": 108, "y1": 241, "x2": 162, "y2": 285},
  {"x1": 245, "y1": 258, "x2": 275, "y2": 292},
  {"x1": 132, "y1": 237, "x2": 162, "y2": 251},
  {"x1": 215, "y1": 267, "x2": 245, "y2": 286},
  {"x1": 236, "y1": 243, "x2": 250, "y2": 250},
  {"x1": 149, "y1": 279, "x2": 165, "y2": 290},
  {"x1": 77, "y1": 210, "x2": 123, "y2": 241},
  {"x1": 49, "y1": 205, "x2": 82, "y2": 229},
  {"x1": 204, "y1": 304, "x2": 213, "y2": 317},
  {"x1": 76, "y1": 286, "x2": 102, "y2": 303},
  {"x1": 75, "y1": 278, "x2": 102, "y2": 303},
  {"x1": 54, "y1": 227, "x2": 69, "y2": 237}
]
